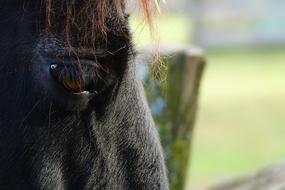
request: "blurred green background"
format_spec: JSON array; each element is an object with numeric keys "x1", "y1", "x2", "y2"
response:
[
  {"x1": 130, "y1": 1, "x2": 285, "y2": 189},
  {"x1": 188, "y1": 48, "x2": 285, "y2": 189}
]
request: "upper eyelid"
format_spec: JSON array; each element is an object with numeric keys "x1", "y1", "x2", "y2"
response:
[
  {"x1": 39, "y1": 35, "x2": 130, "y2": 59},
  {"x1": 59, "y1": 45, "x2": 128, "y2": 59}
]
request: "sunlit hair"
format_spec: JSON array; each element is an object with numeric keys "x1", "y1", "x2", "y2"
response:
[{"x1": 45, "y1": 0, "x2": 159, "y2": 50}]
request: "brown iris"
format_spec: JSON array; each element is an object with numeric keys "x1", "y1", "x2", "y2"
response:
[{"x1": 50, "y1": 62, "x2": 85, "y2": 93}]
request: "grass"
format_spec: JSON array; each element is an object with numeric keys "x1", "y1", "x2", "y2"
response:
[{"x1": 187, "y1": 48, "x2": 285, "y2": 189}]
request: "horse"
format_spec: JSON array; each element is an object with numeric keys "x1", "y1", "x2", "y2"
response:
[{"x1": 0, "y1": 0, "x2": 169, "y2": 189}]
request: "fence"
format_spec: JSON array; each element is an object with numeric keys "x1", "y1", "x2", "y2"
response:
[{"x1": 138, "y1": 46, "x2": 206, "y2": 190}]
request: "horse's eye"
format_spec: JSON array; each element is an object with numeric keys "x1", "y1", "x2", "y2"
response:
[{"x1": 50, "y1": 62, "x2": 85, "y2": 93}]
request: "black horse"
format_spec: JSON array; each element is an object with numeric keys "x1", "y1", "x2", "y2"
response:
[{"x1": 0, "y1": 0, "x2": 169, "y2": 189}]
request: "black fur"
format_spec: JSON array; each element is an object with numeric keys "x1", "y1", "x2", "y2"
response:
[{"x1": 0, "y1": 1, "x2": 169, "y2": 190}]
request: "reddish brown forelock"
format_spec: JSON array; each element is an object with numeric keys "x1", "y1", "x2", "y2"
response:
[
  {"x1": 44, "y1": 0, "x2": 158, "y2": 63},
  {"x1": 45, "y1": 0, "x2": 53, "y2": 34},
  {"x1": 96, "y1": 0, "x2": 109, "y2": 36},
  {"x1": 44, "y1": 0, "x2": 156, "y2": 39}
]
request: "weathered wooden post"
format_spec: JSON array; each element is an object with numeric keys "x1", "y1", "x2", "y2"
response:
[{"x1": 140, "y1": 46, "x2": 206, "y2": 190}]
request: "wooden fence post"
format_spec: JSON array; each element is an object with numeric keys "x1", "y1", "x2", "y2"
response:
[{"x1": 140, "y1": 46, "x2": 206, "y2": 190}]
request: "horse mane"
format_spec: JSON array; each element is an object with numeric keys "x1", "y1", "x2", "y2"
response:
[{"x1": 44, "y1": 0, "x2": 158, "y2": 50}]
